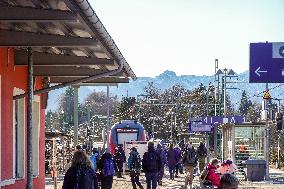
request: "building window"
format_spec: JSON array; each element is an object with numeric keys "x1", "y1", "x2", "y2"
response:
[
  {"x1": 32, "y1": 96, "x2": 40, "y2": 176},
  {"x1": 13, "y1": 90, "x2": 25, "y2": 178}
]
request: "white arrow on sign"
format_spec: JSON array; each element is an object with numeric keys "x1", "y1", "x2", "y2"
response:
[{"x1": 255, "y1": 67, "x2": 267, "y2": 77}]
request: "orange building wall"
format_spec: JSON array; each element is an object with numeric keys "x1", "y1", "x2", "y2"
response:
[{"x1": 0, "y1": 48, "x2": 46, "y2": 189}]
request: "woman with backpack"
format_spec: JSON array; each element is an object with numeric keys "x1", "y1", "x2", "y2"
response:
[
  {"x1": 62, "y1": 150, "x2": 98, "y2": 189},
  {"x1": 128, "y1": 147, "x2": 144, "y2": 189},
  {"x1": 98, "y1": 148, "x2": 115, "y2": 189}
]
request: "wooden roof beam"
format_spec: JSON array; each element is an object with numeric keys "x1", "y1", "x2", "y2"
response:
[
  {"x1": 0, "y1": 5, "x2": 78, "y2": 22},
  {"x1": 14, "y1": 50, "x2": 114, "y2": 66},
  {"x1": 0, "y1": 30, "x2": 98, "y2": 47}
]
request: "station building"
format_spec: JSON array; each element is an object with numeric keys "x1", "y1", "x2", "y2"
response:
[{"x1": 0, "y1": 0, "x2": 136, "y2": 188}]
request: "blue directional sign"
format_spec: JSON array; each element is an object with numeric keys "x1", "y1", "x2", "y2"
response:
[
  {"x1": 201, "y1": 116, "x2": 246, "y2": 125},
  {"x1": 188, "y1": 120, "x2": 213, "y2": 133},
  {"x1": 250, "y1": 42, "x2": 284, "y2": 83}
]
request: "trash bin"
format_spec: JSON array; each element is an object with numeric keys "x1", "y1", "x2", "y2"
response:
[{"x1": 245, "y1": 160, "x2": 266, "y2": 181}]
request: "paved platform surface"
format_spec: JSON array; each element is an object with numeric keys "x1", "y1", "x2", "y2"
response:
[{"x1": 45, "y1": 169, "x2": 284, "y2": 189}]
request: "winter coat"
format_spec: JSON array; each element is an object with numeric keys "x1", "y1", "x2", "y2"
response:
[
  {"x1": 142, "y1": 146, "x2": 162, "y2": 173},
  {"x1": 174, "y1": 147, "x2": 182, "y2": 164},
  {"x1": 197, "y1": 145, "x2": 208, "y2": 158},
  {"x1": 166, "y1": 148, "x2": 177, "y2": 168},
  {"x1": 156, "y1": 145, "x2": 167, "y2": 166},
  {"x1": 182, "y1": 147, "x2": 197, "y2": 167},
  {"x1": 114, "y1": 148, "x2": 126, "y2": 163},
  {"x1": 128, "y1": 150, "x2": 142, "y2": 173},
  {"x1": 62, "y1": 165, "x2": 98, "y2": 189},
  {"x1": 98, "y1": 152, "x2": 114, "y2": 189},
  {"x1": 206, "y1": 163, "x2": 220, "y2": 188},
  {"x1": 90, "y1": 152, "x2": 99, "y2": 171}
]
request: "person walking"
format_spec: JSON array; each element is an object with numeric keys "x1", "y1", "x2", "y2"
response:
[
  {"x1": 90, "y1": 148, "x2": 100, "y2": 172},
  {"x1": 174, "y1": 145, "x2": 183, "y2": 178},
  {"x1": 182, "y1": 142, "x2": 197, "y2": 189},
  {"x1": 98, "y1": 148, "x2": 115, "y2": 189},
  {"x1": 62, "y1": 150, "x2": 98, "y2": 189},
  {"x1": 142, "y1": 141, "x2": 162, "y2": 189},
  {"x1": 166, "y1": 143, "x2": 177, "y2": 180},
  {"x1": 197, "y1": 142, "x2": 208, "y2": 173},
  {"x1": 114, "y1": 145, "x2": 126, "y2": 178},
  {"x1": 128, "y1": 147, "x2": 144, "y2": 189},
  {"x1": 156, "y1": 143, "x2": 166, "y2": 185}
]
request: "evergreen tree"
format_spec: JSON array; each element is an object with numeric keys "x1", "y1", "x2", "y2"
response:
[
  {"x1": 58, "y1": 86, "x2": 75, "y2": 131},
  {"x1": 239, "y1": 90, "x2": 252, "y2": 115}
]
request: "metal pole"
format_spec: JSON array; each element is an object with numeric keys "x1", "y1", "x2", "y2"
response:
[
  {"x1": 170, "y1": 113, "x2": 173, "y2": 141},
  {"x1": 265, "y1": 83, "x2": 270, "y2": 180},
  {"x1": 73, "y1": 86, "x2": 79, "y2": 147},
  {"x1": 223, "y1": 68, "x2": 227, "y2": 116},
  {"x1": 277, "y1": 133, "x2": 280, "y2": 169},
  {"x1": 106, "y1": 85, "x2": 110, "y2": 148},
  {"x1": 218, "y1": 75, "x2": 221, "y2": 116},
  {"x1": 206, "y1": 89, "x2": 209, "y2": 116},
  {"x1": 26, "y1": 48, "x2": 33, "y2": 189}
]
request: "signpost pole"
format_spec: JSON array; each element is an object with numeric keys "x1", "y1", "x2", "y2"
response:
[
  {"x1": 265, "y1": 83, "x2": 270, "y2": 180},
  {"x1": 223, "y1": 68, "x2": 227, "y2": 116},
  {"x1": 106, "y1": 85, "x2": 110, "y2": 149}
]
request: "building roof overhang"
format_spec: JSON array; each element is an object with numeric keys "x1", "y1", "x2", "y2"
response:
[{"x1": 0, "y1": 0, "x2": 136, "y2": 86}]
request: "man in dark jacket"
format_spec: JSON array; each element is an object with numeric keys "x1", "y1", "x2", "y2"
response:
[
  {"x1": 142, "y1": 141, "x2": 162, "y2": 189},
  {"x1": 114, "y1": 145, "x2": 126, "y2": 178},
  {"x1": 197, "y1": 142, "x2": 208, "y2": 173},
  {"x1": 98, "y1": 148, "x2": 114, "y2": 189},
  {"x1": 166, "y1": 144, "x2": 176, "y2": 180},
  {"x1": 182, "y1": 142, "x2": 197, "y2": 189},
  {"x1": 128, "y1": 147, "x2": 143, "y2": 189},
  {"x1": 156, "y1": 143, "x2": 166, "y2": 185}
]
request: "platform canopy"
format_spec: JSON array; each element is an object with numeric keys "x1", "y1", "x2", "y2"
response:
[{"x1": 0, "y1": 0, "x2": 136, "y2": 85}]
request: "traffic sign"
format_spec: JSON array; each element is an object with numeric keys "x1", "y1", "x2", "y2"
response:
[
  {"x1": 263, "y1": 90, "x2": 271, "y2": 99},
  {"x1": 250, "y1": 42, "x2": 284, "y2": 83},
  {"x1": 201, "y1": 115, "x2": 246, "y2": 125}
]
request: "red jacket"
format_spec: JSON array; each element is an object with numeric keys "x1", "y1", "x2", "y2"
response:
[{"x1": 206, "y1": 163, "x2": 220, "y2": 188}]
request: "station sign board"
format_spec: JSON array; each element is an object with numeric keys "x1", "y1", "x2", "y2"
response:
[
  {"x1": 250, "y1": 42, "x2": 284, "y2": 83},
  {"x1": 188, "y1": 120, "x2": 213, "y2": 133},
  {"x1": 201, "y1": 115, "x2": 246, "y2": 125}
]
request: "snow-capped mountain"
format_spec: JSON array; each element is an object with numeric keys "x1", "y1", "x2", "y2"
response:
[{"x1": 47, "y1": 70, "x2": 282, "y2": 111}]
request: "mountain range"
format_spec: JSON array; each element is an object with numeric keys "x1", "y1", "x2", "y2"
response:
[{"x1": 47, "y1": 70, "x2": 283, "y2": 111}]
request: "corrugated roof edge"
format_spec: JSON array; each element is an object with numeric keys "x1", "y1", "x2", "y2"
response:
[{"x1": 73, "y1": 0, "x2": 137, "y2": 80}]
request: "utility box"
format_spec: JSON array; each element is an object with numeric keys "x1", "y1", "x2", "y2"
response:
[{"x1": 245, "y1": 160, "x2": 266, "y2": 181}]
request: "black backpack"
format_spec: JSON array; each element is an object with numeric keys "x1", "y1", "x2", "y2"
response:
[
  {"x1": 185, "y1": 148, "x2": 197, "y2": 165},
  {"x1": 198, "y1": 147, "x2": 207, "y2": 157},
  {"x1": 144, "y1": 152, "x2": 158, "y2": 172},
  {"x1": 76, "y1": 166, "x2": 96, "y2": 189}
]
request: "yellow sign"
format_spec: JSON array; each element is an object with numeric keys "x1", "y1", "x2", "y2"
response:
[{"x1": 263, "y1": 90, "x2": 271, "y2": 99}]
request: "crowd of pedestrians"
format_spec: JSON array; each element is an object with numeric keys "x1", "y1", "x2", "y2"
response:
[{"x1": 62, "y1": 141, "x2": 239, "y2": 189}]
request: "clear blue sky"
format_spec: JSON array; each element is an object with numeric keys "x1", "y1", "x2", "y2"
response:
[{"x1": 90, "y1": 0, "x2": 284, "y2": 77}]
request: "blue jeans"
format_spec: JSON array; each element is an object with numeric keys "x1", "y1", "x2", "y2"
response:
[{"x1": 145, "y1": 172, "x2": 158, "y2": 189}]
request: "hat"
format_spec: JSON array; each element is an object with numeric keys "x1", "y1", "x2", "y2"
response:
[{"x1": 131, "y1": 147, "x2": 137, "y2": 151}]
